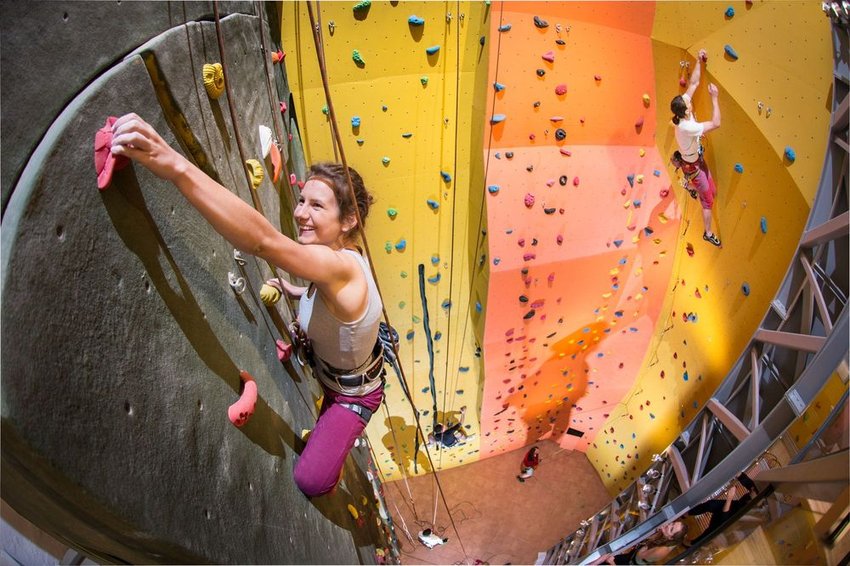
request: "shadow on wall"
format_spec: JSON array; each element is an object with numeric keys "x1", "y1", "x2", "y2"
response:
[
  {"x1": 502, "y1": 321, "x2": 609, "y2": 446},
  {"x1": 382, "y1": 415, "x2": 433, "y2": 476}
]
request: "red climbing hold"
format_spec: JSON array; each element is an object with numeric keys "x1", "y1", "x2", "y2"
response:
[
  {"x1": 555, "y1": 84, "x2": 567, "y2": 95},
  {"x1": 559, "y1": 148, "x2": 571, "y2": 156},
  {"x1": 94, "y1": 116, "x2": 130, "y2": 190},
  {"x1": 524, "y1": 193, "x2": 535, "y2": 207},
  {"x1": 271, "y1": 49, "x2": 285, "y2": 63}
]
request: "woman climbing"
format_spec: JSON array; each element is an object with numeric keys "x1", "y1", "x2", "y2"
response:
[
  {"x1": 670, "y1": 48, "x2": 723, "y2": 247},
  {"x1": 110, "y1": 113, "x2": 384, "y2": 497}
]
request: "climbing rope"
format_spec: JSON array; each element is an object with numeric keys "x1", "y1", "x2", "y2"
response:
[{"x1": 304, "y1": 1, "x2": 471, "y2": 560}]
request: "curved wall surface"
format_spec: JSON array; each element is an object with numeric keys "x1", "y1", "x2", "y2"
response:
[
  {"x1": 283, "y1": 1, "x2": 834, "y2": 494},
  {"x1": 282, "y1": 1, "x2": 491, "y2": 481},
  {"x1": 2, "y1": 4, "x2": 391, "y2": 562}
]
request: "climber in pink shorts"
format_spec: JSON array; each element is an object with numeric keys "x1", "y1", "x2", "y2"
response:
[{"x1": 670, "y1": 48, "x2": 723, "y2": 247}]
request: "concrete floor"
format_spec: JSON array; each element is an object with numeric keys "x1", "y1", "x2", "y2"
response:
[{"x1": 385, "y1": 440, "x2": 612, "y2": 565}]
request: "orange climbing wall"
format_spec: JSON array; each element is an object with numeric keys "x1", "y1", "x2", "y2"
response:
[
  {"x1": 281, "y1": 2, "x2": 491, "y2": 481},
  {"x1": 479, "y1": 2, "x2": 684, "y2": 457},
  {"x1": 588, "y1": 1, "x2": 833, "y2": 493}
]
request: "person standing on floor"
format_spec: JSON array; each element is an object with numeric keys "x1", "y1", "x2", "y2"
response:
[
  {"x1": 670, "y1": 48, "x2": 723, "y2": 247},
  {"x1": 517, "y1": 446, "x2": 540, "y2": 482},
  {"x1": 110, "y1": 114, "x2": 385, "y2": 498}
]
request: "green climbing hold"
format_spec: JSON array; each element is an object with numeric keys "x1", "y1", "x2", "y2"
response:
[
  {"x1": 384, "y1": 242, "x2": 392, "y2": 253},
  {"x1": 420, "y1": 76, "x2": 429, "y2": 86},
  {"x1": 352, "y1": 50, "x2": 365, "y2": 65},
  {"x1": 387, "y1": 208, "x2": 398, "y2": 218},
  {"x1": 353, "y1": 1, "x2": 371, "y2": 12},
  {"x1": 382, "y1": 156, "x2": 390, "y2": 165}
]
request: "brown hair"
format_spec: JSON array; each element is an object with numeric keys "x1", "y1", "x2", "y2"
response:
[
  {"x1": 670, "y1": 95, "x2": 688, "y2": 125},
  {"x1": 647, "y1": 521, "x2": 689, "y2": 548},
  {"x1": 307, "y1": 162, "x2": 373, "y2": 241}
]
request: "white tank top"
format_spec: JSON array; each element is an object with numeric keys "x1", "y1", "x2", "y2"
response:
[{"x1": 298, "y1": 249, "x2": 383, "y2": 392}]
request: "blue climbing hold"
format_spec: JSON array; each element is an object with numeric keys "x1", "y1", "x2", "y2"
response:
[
  {"x1": 487, "y1": 185, "x2": 500, "y2": 194},
  {"x1": 734, "y1": 163, "x2": 744, "y2": 173},
  {"x1": 633, "y1": 199, "x2": 642, "y2": 208},
  {"x1": 626, "y1": 174, "x2": 635, "y2": 188},
  {"x1": 742, "y1": 282, "x2": 751, "y2": 296},
  {"x1": 351, "y1": 116, "x2": 361, "y2": 127},
  {"x1": 494, "y1": 152, "x2": 501, "y2": 159},
  {"x1": 760, "y1": 216, "x2": 768, "y2": 234},
  {"x1": 490, "y1": 114, "x2": 506, "y2": 124},
  {"x1": 475, "y1": 301, "x2": 482, "y2": 313},
  {"x1": 395, "y1": 239, "x2": 407, "y2": 252},
  {"x1": 426, "y1": 45, "x2": 440, "y2": 55},
  {"x1": 440, "y1": 171, "x2": 452, "y2": 183},
  {"x1": 493, "y1": 82, "x2": 506, "y2": 92},
  {"x1": 431, "y1": 255, "x2": 440, "y2": 265},
  {"x1": 683, "y1": 371, "x2": 689, "y2": 382},
  {"x1": 725, "y1": 6, "x2": 735, "y2": 17},
  {"x1": 426, "y1": 199, "x2": 440, "y2": 210},
  {"x1": 653, "y1": 169, "x2": 661, "y2": 177},
  {"x1": 441, "y1": 299, "x2": 452, "y2": 310},
  {"x1": 408, "y1": 15, "x2": 424, "y2": 25},
  {"x1": 643, "y1": 227, "x2": 654, "y2": 236},
  {"x1": 784, "y1": 146, "x2": 796, "y2": 162},
  {"x1": 493, "y1": 257, "x2": 501, "y2": 265},
  {"x1": 406, "y1": 330, "x2": 415, "y2": 340},
  {"x1": 434, "y1": 331, "x2": 442, "y2": 340},
  {"x1": 459, "y1": 366, "x2": 469, "y2": 373},
  {"x1": 498, "y1": 24, "x2": 512, "y2": 32},
  {"x1": 724, "y1": 44, "x2": 739, "y2": 60},
  {"x1": 613, "y1": 239, "x2": 623, "y2": 248}
]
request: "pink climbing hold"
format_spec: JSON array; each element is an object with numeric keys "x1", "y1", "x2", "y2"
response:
[
  {"x1": 679, "y1": 78, "x2": 687, "y2": 87},
  {"x1": 556, "y1": 234, "x2": 563, "y2": 245},
  {"x1": 279, "y1": 101, "x2": 287, "y2": 113},
  {"x1": 276, "y1": 339, "x2": 293, "y2": 362},
  {"x1": 529, "y1": 133, "x2": 536, "y2": 140},
  {"x1": 547, "y1": 273, "x2": 555, "y2": 283},
  {"x1": 555, "y1": 84, "x2": 567, "y2": 95},
  {"x1": 559, "y1": 148, "x2": 571, "y2": 156},
  {"x1": 550, "y1": 116, "x2": 564, "y2": 122},
  {"x1": 573, "y1": 177, "x2": 580, "y2": 186},
  {"x1": 542, "y1": 50, "x2": 555, "y2": 62},
  {"x1": 289, "y1": 173, "x2": 297, "y2": 185},
  {"x1": 594, "y1": 74, "x2": 602, "y2": 81},
  {"x1": 518, "y1": 238, "x2": 526, "y2": 247},
  {"x1": 546, "y1": 179, "x2": 556, "y2": 187},
  {"x1": 524, "y1": 193, "x2": 535, "y2": 207},
  {"x1": 634, "y1": 117, "x2": 644, "y2": 129},
  {"x1": 228, "y1": 370, "x2": 258, "y2": 428},
  {"x1": 523, "y1": 253, "x2": 536, "y2": 261}
]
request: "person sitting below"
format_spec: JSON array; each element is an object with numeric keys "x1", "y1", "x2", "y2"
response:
[
  {"x1": 517, "y1": 446, "x2": 540, "y2": 482},
  {"x1": 418, "y1": 528, "x2": 448, "y2": 549},
  {"x1": 427, "y1": 406, "x2": 472, "y2": 448}
]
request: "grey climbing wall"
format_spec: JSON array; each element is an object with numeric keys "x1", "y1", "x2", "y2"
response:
[{"x1": 1, "y1": 3, "x2": 389, "y2": 563}]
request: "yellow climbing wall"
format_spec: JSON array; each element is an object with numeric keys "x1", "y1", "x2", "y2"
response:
[
  {"x1": 587, "y1": 0, "x2": 834, "y2": 493},
  {"x1": 281, "y1": 2, "x2": 491, "y2": 481}
]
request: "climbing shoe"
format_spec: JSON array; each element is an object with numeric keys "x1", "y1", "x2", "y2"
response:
[{"x1": 703, "y1": 232, "x2": 721, "y2": 247}]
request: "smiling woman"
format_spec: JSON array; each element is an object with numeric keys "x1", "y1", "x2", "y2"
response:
[{"x1": 110, "y1": 114, "x2": 383, "y2": 497}]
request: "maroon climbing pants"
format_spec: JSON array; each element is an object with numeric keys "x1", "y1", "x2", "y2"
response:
[{"x1": 293, "y1": 382, "x2": 384, "y2": 497}]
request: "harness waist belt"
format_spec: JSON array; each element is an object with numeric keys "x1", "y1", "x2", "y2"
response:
[{"x1": 314, "y1": 339, "x2": 385, "y2": 388}]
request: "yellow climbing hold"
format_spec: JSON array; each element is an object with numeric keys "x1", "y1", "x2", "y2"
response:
[
  {"x1": 657, "y1": 212, "x2": 669, "y2": 223},
  {"x1": 347, "y1": 504, "x2": 359, "y2": 520},
  {"x1": 636, "y1": 174, "x2": 645, "y2": 184},
  {"x1": 245, "y1": 159, "x2": 264, "y2": 188},
  {"x1": 639, "y1": 148, "x2": 646, "y2": 157},
  {"x1": 203, "y1": 63, "x2": 225, "y2": 99},
  {"x1": 301, "y1": 429, "x2": 312, "y2": 440}
]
